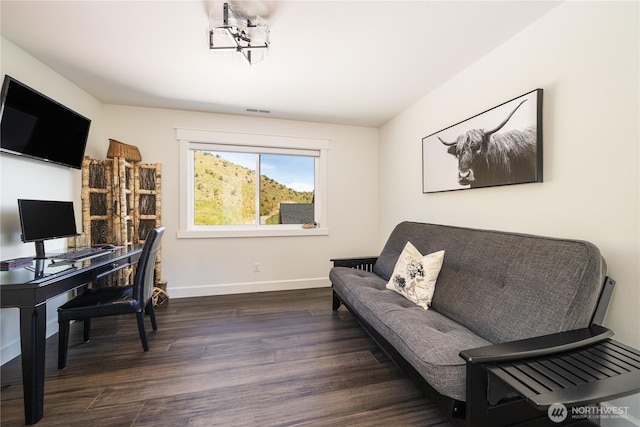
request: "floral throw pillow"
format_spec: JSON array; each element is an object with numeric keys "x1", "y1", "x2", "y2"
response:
[{"x1": 385, "y1": 242, "x2": 444, "y2": 309}]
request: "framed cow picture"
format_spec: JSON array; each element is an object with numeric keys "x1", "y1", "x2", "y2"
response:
[{"x1": 422, "y1": 89, "x2": 543, "y2": 193}]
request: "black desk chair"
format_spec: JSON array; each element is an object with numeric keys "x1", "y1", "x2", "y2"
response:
[{"x1": 57, "y1": 226, "x2": 165, "y2": 369}]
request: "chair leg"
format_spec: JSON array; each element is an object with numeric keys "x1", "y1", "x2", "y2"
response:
[
  {"x1": 146, "y1": 301, "x2": 158, "y2": 331},
  {"x1": 58, "y1": 320, "x2": 70, "y2": 369},
  {"x1": 136, "y1": 312, "x2": 149, "y2": 351},
  {"x1": 83, "y1": 318, "x2": 92, "y2": 342}
]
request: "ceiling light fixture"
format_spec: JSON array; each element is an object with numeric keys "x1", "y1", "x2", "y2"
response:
[{"x1": 209, "y1": 2, "x2": 270, "y2": 66}]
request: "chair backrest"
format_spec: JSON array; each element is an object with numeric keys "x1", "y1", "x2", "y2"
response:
[{"x1": 133, "y1": 226, "x2": 165, "y2": 306}]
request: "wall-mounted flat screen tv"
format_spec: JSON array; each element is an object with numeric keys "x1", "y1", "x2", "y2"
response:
[{"x1": 0, "y1": 75, "x2": 91, "y2": 169}]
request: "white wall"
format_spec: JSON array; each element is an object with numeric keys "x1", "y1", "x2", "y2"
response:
[
  {"x1": 101, "y1": 106, "x2": 380, "y2": 298},
  {"x1": 0, "y1": 38, "x2": 105, "y2": 363},
  {"x1": 379, "y1": 1, "x2": 639, "y2": 422}
]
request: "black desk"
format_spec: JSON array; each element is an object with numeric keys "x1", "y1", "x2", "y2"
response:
[{"x1": 0, "y1": 246, "x2": 143, "y2": 425}]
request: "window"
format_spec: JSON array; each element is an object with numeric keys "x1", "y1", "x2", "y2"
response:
[
  {"x1": 177, "y1": 129, "x2": 329, "y2": 238},
  {"x1": 194, "y1": 151, "x2": 315, "y2": 226}
]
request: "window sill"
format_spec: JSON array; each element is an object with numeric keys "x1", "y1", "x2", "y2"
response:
[{"x1": 177, "y1": 227, "x2": 329, "y2": 239}]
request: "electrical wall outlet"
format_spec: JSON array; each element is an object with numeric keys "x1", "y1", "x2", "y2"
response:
[{"x1": 253, "y1": 263, "x2": 260, "y2": 273}]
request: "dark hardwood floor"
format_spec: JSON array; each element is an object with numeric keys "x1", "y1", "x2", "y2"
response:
[{"x1": 1, "y1": 288, "x2": 453, "y2": 426}]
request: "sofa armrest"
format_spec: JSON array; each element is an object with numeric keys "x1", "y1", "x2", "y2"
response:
[
  {"x1": 460, "y1": 325, "x2": 613, "y2": 364},
  {"x1": 330, "y1": 257, "x2": 378, "y2": 271}
]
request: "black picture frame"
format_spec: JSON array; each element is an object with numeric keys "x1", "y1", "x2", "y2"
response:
[{"x1": 422, "y1": 89, "x2": 543, "y2": 193}]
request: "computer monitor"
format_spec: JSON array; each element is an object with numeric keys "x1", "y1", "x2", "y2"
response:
[{"x1": 18, "y1": 199, "x2": 79, "y2": 259}]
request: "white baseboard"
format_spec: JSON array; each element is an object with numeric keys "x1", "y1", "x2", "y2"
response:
[
  {"x1": 1, "y1": 338, "x2": 21, "y2": 366},
  {"x1": 1, "y1": 317, "x2": 60, "y2": 365},
  {"x1": 166, "y1": 277, "x2": 331, "y2": 299}
]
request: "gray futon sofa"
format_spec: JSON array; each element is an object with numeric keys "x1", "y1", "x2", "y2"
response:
[{"x1": 330, "y1": 222, "x2": 616, "y2": 426}]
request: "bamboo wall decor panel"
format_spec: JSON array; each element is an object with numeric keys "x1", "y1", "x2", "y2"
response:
[{"x1": 81, "y1": 155, "x2": 164, "y2": 289}]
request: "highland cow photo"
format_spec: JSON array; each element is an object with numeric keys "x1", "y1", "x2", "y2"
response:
[{"x1": 422, "y1": 89, "x2": 543, "y2": 193}]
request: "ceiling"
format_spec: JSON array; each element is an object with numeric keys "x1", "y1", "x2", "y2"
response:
[{"x1": 1, "y1": 1, "x2": 560, "y2": 127}]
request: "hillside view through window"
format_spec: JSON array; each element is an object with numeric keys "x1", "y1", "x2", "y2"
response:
[{"x1": 193, "y1": 150, "x2": 314, "y2": 225}]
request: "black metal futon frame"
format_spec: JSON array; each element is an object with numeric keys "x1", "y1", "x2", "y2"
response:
[{"x1": 332, "y1": 257, "x2": 640, "y2": 427}]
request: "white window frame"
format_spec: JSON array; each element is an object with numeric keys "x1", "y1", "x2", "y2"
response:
[{"x1": 177, "y1": 128, "x2": 329, "y2": 238}]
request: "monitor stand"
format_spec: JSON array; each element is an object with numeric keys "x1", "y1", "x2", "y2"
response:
[
  {"x1": 34, "y1": 241, "x2": 46, "y2": 259},
  {"x1": 34, "y1": 259, "x2": 46, "y2": 278}
]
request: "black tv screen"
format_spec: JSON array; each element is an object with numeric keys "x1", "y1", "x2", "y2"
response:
[{"x1": 0, "y1": 75, "x2": 90, "y2": 169}]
